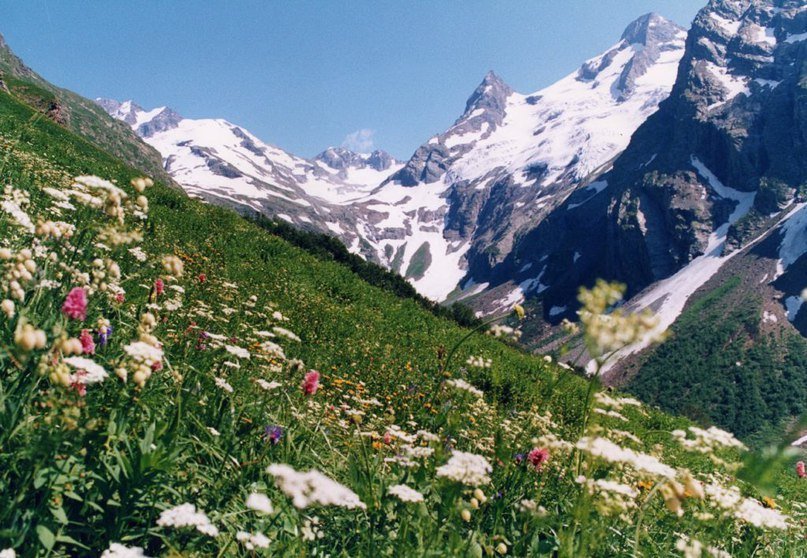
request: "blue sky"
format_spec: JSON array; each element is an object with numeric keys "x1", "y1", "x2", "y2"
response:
[{"x1": 2, "y1": 1, "x2": 704, "y2": 159}]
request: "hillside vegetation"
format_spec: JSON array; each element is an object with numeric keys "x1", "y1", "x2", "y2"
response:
[{"x1": 0, "y1": 85, "x2": 804, "y2": 558}]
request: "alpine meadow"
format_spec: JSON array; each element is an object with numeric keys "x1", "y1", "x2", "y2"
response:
[{"x1": 0, "y1": 0, "x2": 806, "y2": 557}]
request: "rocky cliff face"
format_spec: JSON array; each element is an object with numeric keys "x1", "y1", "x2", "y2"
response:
[{"x1": 476, "y1": 0, "x2": 806, "y2": 332}]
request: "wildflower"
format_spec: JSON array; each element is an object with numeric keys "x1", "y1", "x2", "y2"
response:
[
  {"x1": 675, "y1": 536, "x2": 731, "y2": 558},
  {"x1": 98, "y1": 323, "x2": 113, "y2": 347},
  {"x1": 236, "y1": 531, "x2": 270, "y2": 550},
  {"x1": 575, "y1": 436, "x2": 676, "y2": 479},
  {"x1": 273, "y1": 326, "x2": 301, "y2": 342},
  {"x1": 198, "y1": 273, "x2": 207, "y2": 283},
  {"x1": 100, "y1": 543, "x2": 150, "y2": 558},
  {"x1": 266, "y1": 463, "x2": 366, "y2": 510},
  {"x1": 224, "y1": 344, "x2": 250, "y2": 359},
  {"x1": 496, "y1": 542, "x2": 508, "y2": 555},
  {"x1": 388, "y1": 484, "x2": 424, "y2": 503},
  {"x1": 14, "y1": 324, "x2": 46, "y2": 351},
  {"x1": 446, "y1": 378, "x2": 484, "y2": 398},
  {"x1": 0, "y1": 549, "x2": 15, "y2": 558},
  {"x1": 214, "y1": 377, "x2": 234, "y2": 393},
  {"x1": 302, "y1": 370, "x2": 320, "y2": 395},
  {"x1": 79, "y1": 329, "x2": 95, "y2": 354},
  {"x1": 796, "y1": 461, "x2": 805, "y2": 479},
  {"x1": 264, "y1": 425, "x2": 284, "y2": 445},
  {"x1": 156, "y1": 503, "x2": 219, "y2": 537},
  {"x1": 63, "y1": 356, "x2": 109, "y2": 384},
  {"x1": 246, "y1": 492, "x2": 274, "y2": 514},
  {"x1": 255, "y1": 378, "x2": 282, "y2": 391},
  {"x1": 436, "y1": 451, "x2": 492, "y2": 486},
  {"x1": 460, "y1": 509, "x2": 472, "y2": 522},
  {"x1": 161, "y1": 255, "x2": 184, "y2": 277},
  {"x1": 527, "y1": 447, "x2": 550, "y2": 471},
  {"x1": 1, "y1": 299, "x2": 14, "y2": 318},
  {"x1": 154, "y1": 278, "x2": 164, "y2": 296},
  {"x1": 62, "y1": 287, "x2": 88, "y2": 321}
]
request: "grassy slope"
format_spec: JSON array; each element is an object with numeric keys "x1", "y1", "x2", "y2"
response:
[{"x1": 0, "y1": 86, "x2": 804, "y2": 557}]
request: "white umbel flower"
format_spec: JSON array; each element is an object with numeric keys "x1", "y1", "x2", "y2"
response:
[
  {"x1": 214, "y1": 377, "x2": 234, "y2": 393},
  {"x1": 246, "y1": 492, "x2": 274, "y2": 514},
  {"x1": 388, "y1": 484, "x2": 424, "y2": 503},
  {"x1": 446, "y1": 379, "x2": 484, "y2": 398},
  {"x1": 236, "y1": 531, "x2": 270, "y2": 550},
  {"x1": 225, "y1": 344, "x2": 250, "y2": 359},
  {"x1": 575, "y1": 436, "x2": 676, "y2": 479},
  {"x1": 156, "y1": 503, "x2": 219, "y2": 537},
  {"x1": 0, "y1": 549, "x2": 16, "y2": 558},
  {"x1": 267, "y1": 464, "x2": 366, "y2": 510},
  {"x1": 436, "y1": 451, "x2": 492, "y2": 486},
  {"x1": 63, "y1": 356, "x2": 109, "y2": 384},
  {"x1": 101, "y1": 543, "x2": 151, "y2": 558}
]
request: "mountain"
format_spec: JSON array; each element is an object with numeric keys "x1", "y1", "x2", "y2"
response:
[
  {"x1": 98, "y1": 13, "x2": 687, "y2": 301},
  {"x1": 0, "y1": 35, "x2": 169, "y2": 182}
]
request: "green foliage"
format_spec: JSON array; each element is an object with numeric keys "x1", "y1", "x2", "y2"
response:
[{"x1": 628, "y1": 276, "x2": 807, "y2": 444}]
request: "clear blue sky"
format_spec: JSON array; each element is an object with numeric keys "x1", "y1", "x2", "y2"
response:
[{"x1": 1, "y1": 1, "x2": 704, "y2": 159}]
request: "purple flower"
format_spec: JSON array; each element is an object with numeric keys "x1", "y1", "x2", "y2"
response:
[
  {"x1": 264, "y1": 425, "x2": 283, "y2": 445},
  {"x1": 97, "y1": 325, "x2": 113, "y2": 347}
]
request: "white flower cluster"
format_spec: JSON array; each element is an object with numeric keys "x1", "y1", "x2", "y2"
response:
[
  {"x1": 156, "y1": 503, "x2": 219, "y2": 536},
  {"x1": 225, "y1": 344, "x2": 250, "y2": 359},
  {"x1": 0, "y1": 549, "x2": 15, "y2": 558},
  {"x1": 576, "y1": 436, "x2": 676, "y2": 479},
  {"x1": 388, "y1": 484, "x2": 425, "y2": 503},
  {"x1": 63, "y1": 356, "x2": 109, "y2": 384},
  {"x1": 436, "y1": 451, "x2": 492, "y2": 486},
  {"x1": 704, "y1": 482, "x2": 790, "y2": 530},
  {"x1": 214, "y1": 376, "x2": 234, "y2": 393},
  {"x1": 246, "y1": 492, "x2": 274, "y2": 514},
  {"x1": 446, "y1": 378, "x2": 484, "y2": 398},
  {"x1": 100, "y1": 543, "x2": 151, "y2": 558},
  {"x1": 236, "y1": 531, "x2": 270, "y2": 550},
  {"x1": 671, "y1": 426, "x2": 746, "y2": 454},
  {"x1": 466, "y1": 355, "x2": 492, "y2": 369},
  {"x1": 267, "y1": 464, "x2": 366, "y2": 510},
  {"x1": 675, "y1": 535, "x2": 731, "y2": 558}
]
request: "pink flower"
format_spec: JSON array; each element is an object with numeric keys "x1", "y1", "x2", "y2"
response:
[
  {"x1": 797, "y1": 461, "x2": 806, "y2": 479},
  {"x1": 62, "y1": 287, "x2": 88, "y2": 321},
  {"x1": 154, "y1": 278, "x2": 165, "y2": 296},
  {"x1": 114, "y1": 293, "x2": 125, "y2": 304},
  {"x1": 527, "y1": 447, "x2": 550, "y2": 471},
  {"x1": 198, "y1": 273, "x2": 207, "y2": 283},
  {"x1": 79, "y1": 329, "x2": 95, "y2": 355},
  {"x1": 302, "y1": 370, "x2": 320, "y2": 396}
]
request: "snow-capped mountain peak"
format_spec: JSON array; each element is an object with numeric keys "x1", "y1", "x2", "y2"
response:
[{"x1": 99, "y1": 12, "x2": 689, "y2": 303}]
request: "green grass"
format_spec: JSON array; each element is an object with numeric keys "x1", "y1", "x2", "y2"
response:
[{"x1": 0, "y1": 86, "x2": 804, "y2": 557}]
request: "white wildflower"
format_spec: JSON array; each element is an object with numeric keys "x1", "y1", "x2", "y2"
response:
[
  {"x1": 101, "y1": 543, "x2": 151, "y2": 558},
  {"x1": 436, "y1": 451, "x2": 492, "y2": 486},
  {"x1": 214, "y1": 377, "x2": 234, "y2": 393},
  {"x1": 388, "y1": 484, "x2": 424, "y2": 503},
  {"x1": 63, "y1": 356, "x2": 109, "y2": 384},
  {"x1": 254, "y1": 378, "x2": 282, "y2": 391},
  {"x1": 156, "y1": 503, "x2": 219, "y2": 537},
  {"x1": 576, "y1": 436, "x2": 676, "y2": 479},
  {"x1": 267, "y1": 464, "x2": 366, "y2": 510},
  {"x1": 225, "y1": 344, "x2": 250, "y2": 359},
  {"x1": 446, "y1": 378, "x2": 484, "y2": 398},
  {"x1": 273, "y1": 326, "x2": 300, "y2": 342},
  {"x1": 246, "y1": 492, "x2": 274, "y2": 514},
  {"x1": 236, "y1": 531, "x2": 270, "y2": 550}
]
